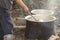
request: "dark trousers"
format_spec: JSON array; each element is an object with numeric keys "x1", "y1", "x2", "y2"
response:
[{"x1": 0, "y1": 7, "x2": 13, "y2": 40}]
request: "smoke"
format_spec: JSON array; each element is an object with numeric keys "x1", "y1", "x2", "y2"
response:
[
  {"x1": 47, "y1": 0, "x2": 60, "y2": 25},
  {"x1": 47, "y1": 0, "x2": 58, "y2": 11}
]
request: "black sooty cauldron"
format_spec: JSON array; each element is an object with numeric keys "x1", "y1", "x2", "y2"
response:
[{"x1": 25, "y1": 15, "x2": 56, "y2": 40}]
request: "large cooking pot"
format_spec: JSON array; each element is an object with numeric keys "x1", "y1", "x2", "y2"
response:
[
  {"x1": 25, "y1": 15, "x2": 56, "y2": 40},
  {"x1": 31, "y1": 9, "x2": 54, "y2": 16}
]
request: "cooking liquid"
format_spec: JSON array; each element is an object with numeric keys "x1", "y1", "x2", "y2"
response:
[{"x1": 27, "y1": 15, "x2": 56, "y2": 22}]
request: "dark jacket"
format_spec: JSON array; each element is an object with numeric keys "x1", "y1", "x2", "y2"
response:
[{"x1": 0, "y1": 0, "x2": 13, "y2": 10}]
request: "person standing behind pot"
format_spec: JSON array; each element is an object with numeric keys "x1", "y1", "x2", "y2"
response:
[{"x1": 0, "y1": 0, "x2": 29, "y2": 40}]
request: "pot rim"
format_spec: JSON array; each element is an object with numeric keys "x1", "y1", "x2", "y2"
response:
[
  {"x1": 31, "y1": 9, "x2": 54, "y2": 15},
  {"x1": 25, "y1": 15, "x2": 56, "y2": 22}
]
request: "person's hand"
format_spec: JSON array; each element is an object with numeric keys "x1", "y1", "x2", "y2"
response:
[
  {"x1": 23, "y1": 6, "x2": 29, "y2": 13},
  {"x1": 16, "y1": 0, "x2": 29, "y2": 13}
]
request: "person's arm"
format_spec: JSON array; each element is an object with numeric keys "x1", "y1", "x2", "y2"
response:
[{"x1": 15, "y1": 0, "x2": 29, "y2": 13}]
